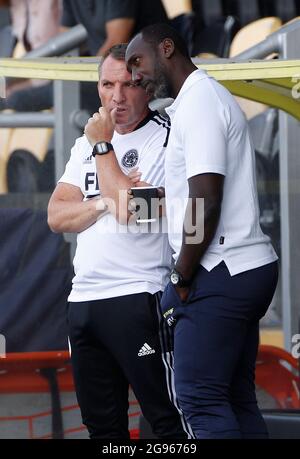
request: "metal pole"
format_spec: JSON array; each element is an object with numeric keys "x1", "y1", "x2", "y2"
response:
[
  {"x1": 0, "y1": 112, "x2": 54, "y2": 128},
  {"x1": 234, "y1": 34, "x2": 280, "y2": 59},
  {"x1": 53, "y1": 78, "x2": 81, "y2": 259},
  {"x1": 53, "y1": 80, "x2": 81, "y2": 182},
  {"x1": 230, "y1": 19, "x2": 300, "y2": 350},
  {"x1": 24, "y1": 25, "x2": 88, "y2": 59},
  {"x1": 278, "y1": 26, "x2": 300, "y2": 351},
  {"x1": 0, "y1": 111, "x2": 89, "y2": 129},
  {"x1": 234, "y1": 19, "x2": 300, "y2": 60}
]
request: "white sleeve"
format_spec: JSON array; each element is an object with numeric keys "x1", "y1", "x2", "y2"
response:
[
  {"x1": 140, "y1": 126, "x2": 168, "y2": 188},
  {"x1": 180, "y1": 85, "x2": 228, "y2": 180},
  {"x1": 58, "y1": 137, "x2": 84, "y2": 187}
]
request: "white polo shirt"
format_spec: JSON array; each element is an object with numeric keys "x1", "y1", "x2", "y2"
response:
[
  {"x1": 59, "y1": 112, "x2": 172, "y2": 301},
  {"x1": 165, "y1": 69, "x2": 277, "y2": 276}
]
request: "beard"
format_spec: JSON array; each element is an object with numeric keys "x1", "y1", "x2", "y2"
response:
[
  {"x1": 142, "y1": 63, "x2": 172, "y2": 100},
  {"x1": 153, "y1": 75, "x2": 172, "y2": 99},
  {"x1": 153, "y1": 65, "x2": 172, "y2": 99}
]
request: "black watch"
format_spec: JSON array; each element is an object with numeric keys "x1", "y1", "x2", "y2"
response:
[
  {"x1": 92, "y1": 141, "x2": 114, "y2": 157},
  {"x1": 170, "y1": 268, "x2": 192, "y2": 288}
]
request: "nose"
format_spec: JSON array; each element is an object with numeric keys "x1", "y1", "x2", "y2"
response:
[
  {"x1": 132, "y1": 67, "x2": 143, "y2": 82},
  {"x1": 112, "y1": 84, "x2": 125, "y2": 104}
]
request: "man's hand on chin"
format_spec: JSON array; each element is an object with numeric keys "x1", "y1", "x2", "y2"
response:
[{"x1": 84, "y1": 107, "x2": 116, "y2": 146}]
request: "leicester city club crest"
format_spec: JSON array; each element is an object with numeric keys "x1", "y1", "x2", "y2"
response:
[{"x1": 121, "y1": 149, "x2": 138, "y2": 168}]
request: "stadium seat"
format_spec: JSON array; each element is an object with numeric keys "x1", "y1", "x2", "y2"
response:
[
  {"x1": 0, "y1": 125, "x2": 53, "y2": 193},
  {"x1": 8, "y1": 125, "x2": 52, "y2": 163},
  {"x1": 283, "y1": 15, "x2": 300, "y2": 25},
  {"x1": 0, "y1": 351, "x2": 79, "y2": 439},
  {"x1": 256, "y1": 345, "x2": 300, "y2": 409},
  {"x1": 229, "y1": 16, "x2": 282, "y2": 119},
  {"x1": 229, "y1": 16, "x2": 282, "y2": 57},
  {"x1": 196, "y1": 52, "x2": 219, "y2": 59},
  {"x1": 0, "y1": 351, "x2": 141, "y2": 439},
  {"x1": 0, "y1": 40, "x2": 53, "y2": 193}
]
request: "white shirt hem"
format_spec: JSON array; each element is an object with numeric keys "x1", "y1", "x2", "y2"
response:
[
  {"x1": 201, "y1": 254, "x2": 278, "y2": 276},
  {"x1": 67, "y1": 282, "x2": 164, "y2": 302}
]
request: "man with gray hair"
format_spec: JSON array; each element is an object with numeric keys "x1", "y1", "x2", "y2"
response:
[{"x1": 48, "y1": 44, "x2": 192, "y2": 439}]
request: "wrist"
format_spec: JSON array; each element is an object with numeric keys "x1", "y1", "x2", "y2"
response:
[
  {"x1": 92, "y1": 141, "x2": 114, "y2": 157},
  {"x1": 174, "y1": 260, "x2": 196, "y2": 282},
  {"x1": 92, "y1": 136, "x2": 112, "y2": 145},
  {"x1": 170, "y1": 267, "x2": 193, "y2": 288}
]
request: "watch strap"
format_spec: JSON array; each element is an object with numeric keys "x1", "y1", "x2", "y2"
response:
[
  {"x1": 170, "y1": 268, "x2": 192, "y2": 287},
  {"x1": 92, "y1": 141, "x2": 114, "y2": 157}
]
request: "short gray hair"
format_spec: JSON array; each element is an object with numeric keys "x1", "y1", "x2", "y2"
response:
[{"x1": 98, "y1": 43, "x2": 128, "y2": 77}]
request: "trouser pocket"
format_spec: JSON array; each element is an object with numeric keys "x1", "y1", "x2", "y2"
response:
[{"x1": 160, "y1": 282, "x2": 186, "y2": 327}]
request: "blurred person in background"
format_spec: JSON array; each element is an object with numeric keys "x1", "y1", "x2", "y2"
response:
[
  {"x1": 61, "y1": 0, "x2": 168, "y2": 57},
  {"x1": 4, "y1": 0, "x2": 62, "y2": 108},
  {"x1": 10, "y1": 0, "x2": 62, "y2": 52},
  {"x1": 4, "y1": 0, "x2": 168, "y2": 114},
  {"x1": 59, "y1": 0, "x2": 169, "y2": 113}
]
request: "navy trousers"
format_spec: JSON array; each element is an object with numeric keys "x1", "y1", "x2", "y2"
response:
[{"x1": 171, "y1": 261, "x2": 278, "y2": 439}]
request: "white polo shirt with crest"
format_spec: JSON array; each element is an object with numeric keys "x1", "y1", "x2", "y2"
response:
[
  {"x1": 164, "y1": 69, "x2": 277, "y2": 276},
  {"x1": 59, "y1": 111, "x2": 172, "y2": 301}
]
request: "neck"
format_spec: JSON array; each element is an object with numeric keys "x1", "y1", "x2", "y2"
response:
[{"x1": 170, "y1": 59, "x2": 197, "y2": 99}]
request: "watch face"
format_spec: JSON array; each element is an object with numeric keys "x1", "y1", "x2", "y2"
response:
[
  {"x1": 97, "y1": 142, "x2": 109, "y2": 154},
  {"x1": 93, "y1": 142, "x2": 113, "y2": 157},
  {"x1": 170, "y1": 271, "x2": 179, "y2": 285}
]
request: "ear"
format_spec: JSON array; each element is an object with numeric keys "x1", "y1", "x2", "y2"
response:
[{"x1": 159, "y1": 38, "x2": 175, "y2": 59}]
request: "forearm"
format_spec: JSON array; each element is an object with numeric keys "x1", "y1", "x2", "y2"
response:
[
  {"x1": 175, "y1": 197, "x2": 221, "y2": 280},
  {"x1": 48, "y1": 198, "x2": 107, "y2": 233},
  {"x1": 85, "y1": 106, "x2": 139, "y2": 224},
  {"x1": 96, "y1": 18, "x2": 134, "y2": 56},
  {"x1": 96, "y1": 153, "x2": 132, "y2": 224}
]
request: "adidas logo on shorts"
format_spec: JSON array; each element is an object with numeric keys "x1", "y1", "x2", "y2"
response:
[{"x1": 138, "y1": 343, "x2": 155, "y2": 357}]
